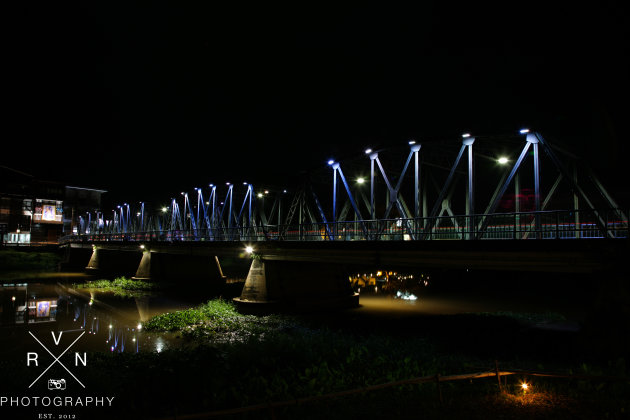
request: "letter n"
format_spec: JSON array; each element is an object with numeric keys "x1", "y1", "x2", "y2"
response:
[{"x1": 75, "y1": 352, "x2": 87, "y2": 367}]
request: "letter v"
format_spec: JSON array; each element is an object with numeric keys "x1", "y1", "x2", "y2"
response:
[{"x1": 52, "y1": 331, "x2": 63, "y2": 345}]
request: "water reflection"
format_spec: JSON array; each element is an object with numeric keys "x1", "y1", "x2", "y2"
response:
[
  {"x1": 350, "y1": 270, "x2": 429, "y2": 301},
  {"x1": 0, "y1": 279, "x2": 193, "y2": 355}
]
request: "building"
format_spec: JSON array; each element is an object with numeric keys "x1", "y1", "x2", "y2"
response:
[{"x1": 0, "y1": 165, "x2": 106, "y2": 245}]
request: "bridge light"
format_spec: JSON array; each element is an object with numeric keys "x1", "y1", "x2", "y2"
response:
[
  {"x1": 498, "y1": 157, "x2": 509, "y2": 164},
  {"x1": 364, "y1": 148, "x2": 372, "y2": 154},
  {"x1": 357, "y1": 177, "x2": 365, "y2": 184},
  {"x1": 245, "y1": 246, "x2": 254, "y2": 254},
  {"x1": 519, "y1": 128, "x2": 530, "y2": 134},
  {"x1": 462, "y1": 133, "x2": 471, "y2": 138},
  {"x1": 328, "y1": 159, "x2": 335, "y2": 166},
  {"x1": 408, "y1": 140, "x2": 416, "y2": 145}
]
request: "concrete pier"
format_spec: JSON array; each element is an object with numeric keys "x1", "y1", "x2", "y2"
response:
[
  {"x1": 132, "y1": 250, "x2": 226, "y2": 284},
  {"x1": 234, "y1": 257, "x2": 359, "y2": 313},
  {"x1": 85, "y1": 247, "x2": 143, "y2": 277}
]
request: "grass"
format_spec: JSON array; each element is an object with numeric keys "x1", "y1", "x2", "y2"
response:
[
  {"x1": 130, "y1": 299, "x2": 629, "y2": 418},
  {"x1": 0, "y1": 249, "x2": 60, "y2": 275},
  {"x1": 72, "y1": 276, "x2": 158, "y2": 297},
  {"x1": 143, "y1": 299, "x2": 295, "y2": 341}
]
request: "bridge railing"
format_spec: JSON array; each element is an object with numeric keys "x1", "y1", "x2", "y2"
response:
[{"x1": 60, "y1": 208, "x2": 628, "y2": 244}]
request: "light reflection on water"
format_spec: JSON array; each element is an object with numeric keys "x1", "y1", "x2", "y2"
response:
[{"x1": 0, "y1": 273, "x2": 203, "y2": 356}]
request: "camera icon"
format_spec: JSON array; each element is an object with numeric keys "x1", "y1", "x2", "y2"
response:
[{"x1": 48, "y1": 379, "x2": 66, "y2": 390}]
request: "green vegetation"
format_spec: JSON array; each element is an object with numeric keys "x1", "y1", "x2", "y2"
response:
[
  {"x1": 74, "y1": 276, "x2": 156, "y2": 291},
  {"x1": 72, "y1": 276, "x2": 158, "y2": 297},
  {"x1": 128, "y1": 299, "x2": 628, "y2": 418},
  {"x1": 0, "y1": 249, "x2": 60, "y2": 276},
  {"x1": 143, "y1": 299, "x2": 295, "y2": 341}
]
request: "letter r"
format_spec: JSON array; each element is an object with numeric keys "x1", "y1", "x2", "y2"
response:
[{"x1": 27, "y1": 352, "x2": 38, "y2": 366}]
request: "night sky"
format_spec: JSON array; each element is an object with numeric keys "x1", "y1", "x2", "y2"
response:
[{"x1": 4, "y1": 2, "x2": 628, "y2": 206}]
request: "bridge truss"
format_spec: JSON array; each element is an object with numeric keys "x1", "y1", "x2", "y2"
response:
[{"x1": 69, "y1": 131, "x2": 628, "y2": 243}]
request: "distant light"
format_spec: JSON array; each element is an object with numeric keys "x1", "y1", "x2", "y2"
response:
[
  {"x1": 137, "y1": 323, "x2": 142, "y2": 330},
  {"x1": 109, "y1": 324, "x2": 113, "y2": 329},
  {"x1": 328, "y1": 160, "x2": 335, "y2": 166},
  {"x1": 205, "y1": 201, "x2": 209, "y2": 205},
  {"x1": 226, "y1": 182, "x2": 231, "y2": 186},
  {"x1": 408, "y1": 140, "x2": 416, "y2": 145},
  {"x1": 140, "y1": 244, "x2": 145, "y2": 249},
  {"x1": 132, "y1": 338, "x2": 136, "y2": 342},
  {"x1": 209, "y1": 184, "x2": 214, "y2": 187},
  {"x1": 462, "y1": 133, "x2": 471, "y2": 138},
  {"x1": 243, "y1": 182, "x2": 248, "y2": 185},
  {"x1": 137, "y1": 212, "x2": 141, "y2": 216},
  {"x1": 11, "y1": 296, "x2": 16, "y2": 302},
  {"x1": 257, "y1": 193, "x2": 263, "y2": 198},
  {"x1": 364, "y1": 148, "x2": 372, "y2": 154},
  {"x1": 245, "y1": 246, "x2": 254, "y2": 254},
  {"x1": 519, "y1": 128, "x2": 530, "y2": 134},
  {"x1": 521, "y1": 382, "x2": 529, "y2": 392},
  {"x1": 264, "y1": 190, "x2": 269, "y2": 194},
  {"x1": 283, "y1": 190, "x2": 287, "y2": 193},
  {"x1": 357, "y1": 178, "x2": 365, "y2": 184},
  {"x1": 498, "y1": 157, "x2": 509, "y2": 164},
  {"x1": 180, "y1": 192, "x2": 185, "y2": 195},
  {"x1": 161, "y1": 207, "x2": 168, "y2": 213}
]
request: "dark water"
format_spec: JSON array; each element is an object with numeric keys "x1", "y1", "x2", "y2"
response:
[
  {"x1": 0, "y1": 273, "x2": 207, "y2": 358},
  {"x1": 0, "y1": 270, "x2": 593, "y2": 359}
]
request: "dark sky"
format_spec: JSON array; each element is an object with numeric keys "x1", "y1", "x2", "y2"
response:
[{"x1": 4, "y1": 2, "x2": 628, "y2": 206}]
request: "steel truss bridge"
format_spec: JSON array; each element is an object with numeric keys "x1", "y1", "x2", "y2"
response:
[{"x1": 66, "y1": 131, "x2": 628, "y2": 244}]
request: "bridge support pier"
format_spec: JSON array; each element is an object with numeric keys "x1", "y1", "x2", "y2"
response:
[
  {"x1": 233, "y1": 258, "x2": 359, "y2": 313},
  {"x1": 85, "y1": 246, "x2": 143, "y2": 277},
  {"x1": 132, "y1": 250, "x2": 226, "y2": 286}
]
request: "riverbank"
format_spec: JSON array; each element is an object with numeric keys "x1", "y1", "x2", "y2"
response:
[
  {"x1": 1, "y1": 297, "x2": 627, "y2": 419},
  {"x1": 0, "y1": 248, "x2": 61, "y2": 279}
]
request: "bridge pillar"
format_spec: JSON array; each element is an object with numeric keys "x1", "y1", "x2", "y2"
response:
[
  {"x1": 233, "y1": 257, "x2": 359, "y2": 313},
  {"x1": 85, "y1": 246, "x2": 143, "y2": 277},
  {"x1": 59, "y1": 244, "x2": 93, "y2": 271},
  {"x1": 132, "y1": 250, "x2": 226, "y2": 286}
]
